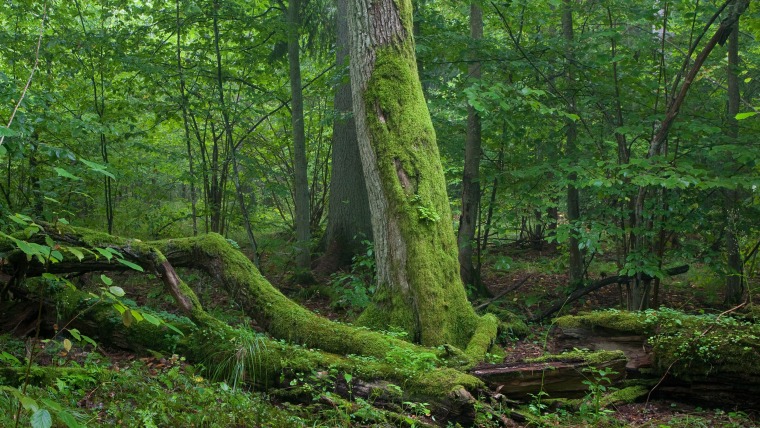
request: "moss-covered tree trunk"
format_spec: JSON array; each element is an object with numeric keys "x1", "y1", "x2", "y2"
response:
[{"x1": 348, "y1": 0, "x2": 486, "y2": 348}]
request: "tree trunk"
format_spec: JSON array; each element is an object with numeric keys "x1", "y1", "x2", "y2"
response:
[
  {"x1": 725, "y1": 21, "x2": 743, "y2": 305},
  {"x1": 177, "y1": 0, "x2": 198, "y2": 237},
  {"x1": 318, "y1": 0, "x2": 373, "y2": 273},
  {"x1": 288, "y1": 0, "x2": 311, "y2": 274},
  {"x1": 457, "y1": 2, "x2": 489, "y2": 297},
  {"x1": 348, "y1": 0, "x2": 491, "y2": 348},
  {"x1": 562, "y1": 0, "x2": 583, "y2": 288},
  {"x1": 628, "y1": 0, "x2": 749, "y2": 310}
]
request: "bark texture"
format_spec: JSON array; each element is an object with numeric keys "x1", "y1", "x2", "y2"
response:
[
  {"x1": 457, "y1": 2, "x2": 486, "y2": 295},
  {"x1": 320, "y1": 0, "x2": 373, "y2": 272},
  {"x1": 725, "y1": 21, "x2": 743, "y2": 304},
  {"x1": 348, "y1": 0, "x2": 489, "y2": 348},
  {"x1": 288, "y1": 0, "x2": 311, "y2": 272},
  {"x1": 562, "y1": 0, "x2": 583, "y2": 288}
]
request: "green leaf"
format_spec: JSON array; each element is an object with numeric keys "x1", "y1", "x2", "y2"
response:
[
  {"x1": 100, "y1": 274, "x2": 113, "y2": 285},
  {"x1": 67, "y1": 247, "x2": 84, "y2": 261},
  {"x1": 81, "y1": 334, "x2": 97, "y2": 348},
  {"x1": 735, "y1": 111, "x2": 757, "y2": 120},
  {"x1": 165, "y1": 323, "x2": 185, "y2": 336},
  {"x1": 117, "y1": 258, "x2": 144, "y2": 272},
  {"x1": 122, "y1": 309, "x2": 134, "y2": 327},
  {"x1": 130, "y1": 309, "x2": 144, "y2": 322},
  {"x1": 31, "y1": 408, "x2": 52, "y2": 428},
  {"x1": 18, "y1": 394, "x2": 39, "y2": 411},
  {"x1": 0, "y1": 127, "x2": 18, "y2": 137},
  {"x1": 95, "y1": 247, "x2": 113, "y2": 261},
  {"x1": 69, "y1": 329, "x2": 81, "y2": 341},
  {"x1": 81, "y1": 159, "x2": 116, "y2": 179},
  {"x1": 56, "y1": 410, "x2": 81, "y2": 428},
  {"x1": 109, "y1": 286, "x2": 125, "y2": 297},
  {"x1": 39, "y1": 398, "x2": 62, "y2": 412},
  {"x1": 142, "y1": 312, "x2": 161, "y2": 326},
  {"x1": 54, "y1": 168, "x2": 82, "y2": 181},
  {"x1": 57, "y1": 218, "x2": 69, "y2": 225}
]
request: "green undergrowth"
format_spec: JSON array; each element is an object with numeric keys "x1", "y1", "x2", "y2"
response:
[{"x1": 0, "y1": 335, "x2": 307, "y2": 427}]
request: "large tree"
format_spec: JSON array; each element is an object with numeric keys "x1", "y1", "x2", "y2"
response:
[
  {"x1": 318, "y1": 0, "x2": 373, "y2": 273},
  {"x1": 347, "y1": 0, "x2": 490, "y2": 347}
]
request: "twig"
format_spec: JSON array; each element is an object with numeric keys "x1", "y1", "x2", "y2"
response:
[{"x1": 1, "y1": 3, "x2": 48, "y2": 147}]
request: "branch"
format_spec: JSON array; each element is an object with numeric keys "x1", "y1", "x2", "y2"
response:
[
  {"x1": 0, "y1": 2, "x2": 48, "y2": 147},
  {"x1": 531, "y1": 265, "x2": 689, "y2": 322}
]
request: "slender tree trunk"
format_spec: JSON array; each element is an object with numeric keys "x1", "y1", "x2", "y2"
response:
[
  {"x1": 177, "y1": 0, "x2": 198, "y2": 236},
  {"x1": 458, "y1": 2, "x2": 489, "y2": 297},
  {"x1": 725, "y1": 21, "x2": 743, "y2": 304},
  {"x1": 29, "y1": 135, "x2": 43, "y2": 217},
  {"x1": 211, "y1": 1, "x2": 258, "y2": 262},
  {"x1": 562, "y1": 0, "x2": 583, "y2": 288},
  {"x1": 288, "y1": 0, "x2": 311, "y2": 273},
  {"x1": 319, "y1": 0, "x2": 372, "y2": 273},
  {"x1": 348, "y1": 0, "x2": 483, "y2": 347}
]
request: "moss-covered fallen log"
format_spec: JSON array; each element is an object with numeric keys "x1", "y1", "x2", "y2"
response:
[
  {"x1": 0, "y1": 224, "x2": 504, "y2": 423},
  {"x1": 551, "y1": 309, "x2": 760, "y2": 408},
  {"x1": 2, "y1": 224, "x2": 497, "y2": 365}
]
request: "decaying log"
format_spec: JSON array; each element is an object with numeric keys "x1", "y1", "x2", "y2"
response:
[
  {"x1": 471, "y1": 350, "x2": 628, "y2": 400},
  {"x1": 550, "y1": 311, "x2": 760, "y2": 409}
]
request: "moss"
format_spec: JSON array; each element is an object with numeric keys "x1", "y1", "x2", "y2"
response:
[
  {"x1": 526, "y1": 349, "x2": 626, "y2": 366},
  {"x1": 485, "y1": 306, "x2": 530, "y2": 338},
  {"x1": 463, "y1": 313, "x2": 499, "y2": 364},
  {"x1": 356, "y1": 10, "x2": 485, "y2": 349},
  {"x1": 554, "y1": 309, "x2": 760, "y2": 381},
  {"x1": 553, "y1": 310, "x2": 647, "y2": 334},
  {"x1": 601, "y1": 384, "x2": 650, "y2": 406}
]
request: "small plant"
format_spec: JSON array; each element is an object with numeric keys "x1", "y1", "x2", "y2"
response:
[
  {"x1": 410, "y1": 194, "x2": 441, "y2": 223},
  {"x1": 578, "y1": 366, "x2": 617, "y2": 424},
  {"x1": 331, "y1": 240, "x2": 376, "y2": 313}
]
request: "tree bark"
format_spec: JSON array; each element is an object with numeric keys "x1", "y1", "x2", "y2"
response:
[
  {"x1": 318, "y1": 0, "x2": 373, "y2": 273},
  {"x1": 724, "y1": 21, "x2": 743, "y2": 305},
  {"x1": 457, "y1": 2, "x2": 489, "y2": 297},
  {"x1": 288, "y1": 0, "x2": 312, "y2": 274},
  {"x1": 562, "y1": 0, "x2": 583, "y2": 288},
  {"x1": 348, "y1": 0, "x2": 492, "y2": 348}
]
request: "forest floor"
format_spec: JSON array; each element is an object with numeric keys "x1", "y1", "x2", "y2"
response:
[
  {"x1": 296, "y1": 242, "x2": 760, "y2": 427},
  {"x1": 3, "y1": 242, "x2": 759, "y2": 427}
]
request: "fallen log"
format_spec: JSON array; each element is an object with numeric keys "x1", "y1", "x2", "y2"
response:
[
  {"x1": 0, "y1": 224, "x2": 500, "y2": 424},
  {"x1": 549, "y1": 310, "x2": 760, "y2": 409},
  {"x1": 471, "y1": 350, "x2": 628, "y2": 400}
]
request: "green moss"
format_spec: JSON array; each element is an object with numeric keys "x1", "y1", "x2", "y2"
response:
[
  {"x1": 526, "y1": 349, "x2": 626, "y2": 366},
  {"x1": 356, "y1": 13, "x2": 484, "y2": 350},
  {"x1": 601, "y1": 384, "x2": 650, "y2": 406},
  {"x1": 485, "y1": 306, "x2": 530, "y2": 337},
  {"x1": 463, "y1": 313, "x2": 499, "y2": 364},
  {"x1": 553, "y1": 310, "x2": 647, "y2": 334}
]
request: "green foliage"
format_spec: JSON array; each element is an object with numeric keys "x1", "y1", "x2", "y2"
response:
[
  {"x1": 578, "y1": 366, "x2": 618, "y2": 425},
  {"x1": 330, "y1": 240, "x2": 376, "y2": 313}
]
